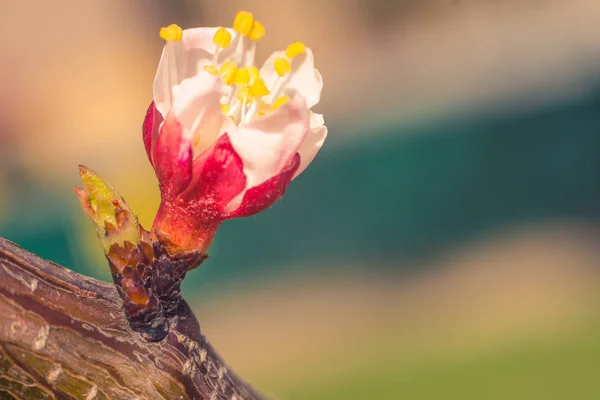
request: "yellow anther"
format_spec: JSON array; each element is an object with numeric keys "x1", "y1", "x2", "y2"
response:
[
  {"x1": 233, "y1": 66, "x2": 262, "y2": 87},
  {"x1": 274, "y1": 57, "x2": 291, "y2": 77},
  {"x1": 273, "y1": 96, "x2": 290, "y2": 110},
  {"x1": 249, "y1": 78, "x2": 270, "y2": 98},
  {"x1": 236, "y1": 87, "x2": 252, "y2": 102},
  {"x1": 285, "y1": 42, "x2": 306, "y2": 59},
  {"x1": 233, "y1": 11, "x2": 254, "y2": 36},
  {"x1": 247, "y1": 66, "x2": 259, "y2": 85},
  {"x1": 212, "y1": 27, "x2": 232, "y2": 48},
  {"x1": 236, "y1": 80, "x2": 268, "y2": 102},
  {"x1": 219, "y1": 61, "x2": 238, "y2": 85},
  {"x1": 221, "y1": 104, "x2": 229, "y2": 114},
  {"x1": 203, "y1": 65, "x2": 218, "y2": 76},
  {"x1": 233, "y1": 67, "x2": 250, "y2": 86},
  {"x1": 160, "y1": 24, "x2": 183, "y2": 42},
  {"x1": 248, "y1": 21, "x2": 265, "y2": 41}
]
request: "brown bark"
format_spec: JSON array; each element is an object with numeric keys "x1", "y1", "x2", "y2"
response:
[{"x1": 0, "y1": 237, "x2": 264, "y2": 400}]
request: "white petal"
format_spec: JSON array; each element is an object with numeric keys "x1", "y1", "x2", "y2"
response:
[
  {"x1": 153, "y1": 27, "x2": 235, "y2": 118},
  {"x1": 153, "y1": 42, "x2": 181, "y2": 118},
  {"x1": 171, "y1": 72, "x2": 230, "y2": 156},
  {"x1": 228, "y1": 95, "x2": 310, "y2": 190},
  {"x1": 181, "y1": 27, "x2": 225, "y2": 53},
  {"x1": 293, "y1": 112, "x2": 327, "y2": 179},
  {"x1": 261, "y1": 48, "x2": 323, "y2": 108},
  {"x1": 182, "y1": 27, "x2": 237, "y2": 72}
]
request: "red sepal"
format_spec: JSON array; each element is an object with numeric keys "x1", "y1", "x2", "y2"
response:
[
  {"x1": 142, "y1": 102, "x2": 162, "y2": 167},
  {"x1": 180, "y1": 133, "x2": 247, "y2": 219},
  {"x1": 151, "y1": 115, "x2": 193, "y2": 198},
  {"x1": 152, "y1": 133, "x2": 246, "y2": 253}
]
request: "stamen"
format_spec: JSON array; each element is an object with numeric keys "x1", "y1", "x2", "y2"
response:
[
  {"x1": 244, "y1": 102, "x2": 258, "y2": 123},
  {"x1": 209, "y1": 13, "x2": 313, "y2": 126},
  {"x1": 241, "y1": 98, "x2": 249, "y2": 123},
  {"x1": 160, "y1": 24, "x2": 183, "y2": 42},
  {"x1": 213, "y1": 27, "x2": 232, "y2": 48},
  {"x1": 248, "y1": 21, "x2": 265, "y2": 41},
  {"x1": 247, "y1": 66, "x2": 259, "y2": 85},
  {"x1": 236, "y1": 87, "x2": 251, "y2": 102},
  {"x1": 267, "y1": 42, "x2": 306, "y2": 103},
  {"x1": 285, "y1": 42, "x2": 306, "y2": 59},
  {"x1": 267, "y1": 77, "x2": 284, "y2": 104},
  {"x1": 273, "y1": 57, "x2": 291, "y2": 77},
  {"x1": 246, "y1": 41, "x2": 257, "y2": 67},
  {"x1": 212, "y1": 27, "x2": 232, "y2": 65},
  {"x1": 233, "y1": 66, "x2": 261, "y2": 87},
  {"x1": 232, "y1": 12, "x2": 261, "y2": 66},
  {"x1": 220, "y1": 62, "x2": 238, "y2": 85},
  {"x1": 233, "y1": 34, "x2": 245, "y2": 65},
  {"x1": 234, "y1": 78, "x2": 269, "y2": 117},
  {"x1": 233, "y1": 11, "x2": 254, "y2": 36},
  {"x1": 249, "y1": 78, "x2": 270, "y2": 98},
  {"x1": 233, "y1": 67, "x2": 250, "y2": 86},
  {"x1": 227, "y1": 101, "x2": 241, "y2": 120}
]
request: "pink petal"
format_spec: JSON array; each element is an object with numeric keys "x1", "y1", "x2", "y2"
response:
[
  {"x1": 152, "y1": 115, "x2": 193, "y2": 197},
  {"x1": 142, "y1": 101, "x2": 163, "y2": 167},
  {"x1": 224, "y1": 153, "x2": 301, "y2": 219},
  {"x1": 180, "y1": 133, "x2": 246, "y2": 219}
]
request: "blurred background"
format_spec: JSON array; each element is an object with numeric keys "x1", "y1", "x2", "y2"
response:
[{"x1": 2, "y1": 0, "x2": 600, "y2": 398}]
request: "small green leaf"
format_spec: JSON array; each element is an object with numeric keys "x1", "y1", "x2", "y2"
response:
[{"x1": 75, "y1": 165, "x2": 141, "y2": 251}]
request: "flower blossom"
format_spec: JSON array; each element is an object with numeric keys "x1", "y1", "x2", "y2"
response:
[{"x1": 143, "y1": 11, "x2": 327, "y2": 254}]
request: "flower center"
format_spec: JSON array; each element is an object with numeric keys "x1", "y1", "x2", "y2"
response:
[{"x1": 202, "y1": 11, "x2": 306, "y2": 125}]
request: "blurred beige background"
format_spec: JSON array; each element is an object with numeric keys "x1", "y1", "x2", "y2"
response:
[{"x1": 2, "y1": 0, "x2": 600, "y2": 184}]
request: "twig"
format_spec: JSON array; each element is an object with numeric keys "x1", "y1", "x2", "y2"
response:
[{"x1": 0, "y1": 237, "x2": 263, "y2": 400}]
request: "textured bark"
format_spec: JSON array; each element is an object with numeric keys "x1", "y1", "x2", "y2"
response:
[{"x1": 0, "y1": 237, "x2": 263, "y2": 400}]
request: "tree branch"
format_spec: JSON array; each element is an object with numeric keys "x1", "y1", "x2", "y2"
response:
[{"x1": 0, "y1": 237, "x2": 263, "y2": 400}]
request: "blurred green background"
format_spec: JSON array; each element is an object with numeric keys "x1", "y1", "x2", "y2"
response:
[{"x1": 2, "y1": 1, "x2": 600, "y2": 399}]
